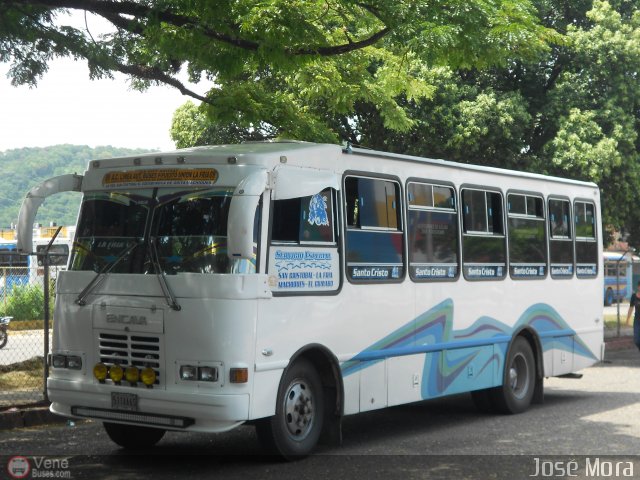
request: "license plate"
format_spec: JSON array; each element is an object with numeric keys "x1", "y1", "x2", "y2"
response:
[{"x1": 111, "y1": 392, "x2": 139, "y2": 411}]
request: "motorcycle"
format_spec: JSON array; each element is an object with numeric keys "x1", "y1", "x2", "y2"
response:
[{"x1": 0, "y1": 316, "x2": 11, "y2": 349}]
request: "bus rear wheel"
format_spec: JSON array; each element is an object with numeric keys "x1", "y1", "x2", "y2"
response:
[
  {"x1": 493, "y1": 336, "x2": 535, "y2": 414},
  {"x1": 605, "y1": 288, "x2": 614, "y2": 306},
  {"x1": 256, "y1": 359, "x2": 324, "y2": 459},
  {"x1": 103, "y1": 422, "x2": 166, "y2": 449}
]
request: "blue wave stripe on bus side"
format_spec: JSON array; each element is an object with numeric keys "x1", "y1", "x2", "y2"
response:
[
  {"x1": 340, "y1": 299, "x2": 453, "y2": 376},
  {"x1": 340, "y1": 300, "x2": 598, "y2": 394},
  {"x1": 514, "y1": 303, "x2": 598, "y2": 361}
]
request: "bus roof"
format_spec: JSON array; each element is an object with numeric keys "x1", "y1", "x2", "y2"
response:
[{"x1": 91, "y1": 141, "x2": 598, "y2": 189}]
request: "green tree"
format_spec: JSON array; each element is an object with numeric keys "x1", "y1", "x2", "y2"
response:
[
  {"x1": 2, "y1": 0, "x2": 559, "y2": 143},
  {"x1": 171, "y1": 0, "x2": 640, "y2": 246}
]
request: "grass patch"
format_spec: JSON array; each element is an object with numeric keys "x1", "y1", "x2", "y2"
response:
[
  {"x1": 604, "y1": 313, "x2": 631, "y2": 330},
  {"x1": 0, "y1": 357, "x2": 44, "y2": 391},
  {"x1": 7, "y1": 320, "x2": 53, "y2": 331}
]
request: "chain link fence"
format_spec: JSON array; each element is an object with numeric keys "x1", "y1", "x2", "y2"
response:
[{"x1": 0, "y1": 258, "x2": 59, "y2": 408}]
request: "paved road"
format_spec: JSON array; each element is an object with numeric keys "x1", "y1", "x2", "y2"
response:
[
  {"x1": 0, "y1": 330, "x2": 49, "y2": 366},
  {"x1": 0, "y1": 348, "x2": 638, "y2": 479}
]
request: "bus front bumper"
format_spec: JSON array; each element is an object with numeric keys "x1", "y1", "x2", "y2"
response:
[{"x1": 48, "y1": 378, "x2": 249, "y2": 433}]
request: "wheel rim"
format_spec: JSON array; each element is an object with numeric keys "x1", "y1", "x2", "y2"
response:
[
  {"x1": 282, "y1": 379, "x2": 315, "y2": 440},
  {"x1": 508, "y1": 352, "x2": 530, "y2": 400}
]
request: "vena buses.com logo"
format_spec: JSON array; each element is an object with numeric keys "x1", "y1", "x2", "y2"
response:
[
  {"x1": 7, "y1": 456, "x2": 72, "y2": 479},
  {"x1": 7, "y1": 456, "x2": 30, "y2": 479}
]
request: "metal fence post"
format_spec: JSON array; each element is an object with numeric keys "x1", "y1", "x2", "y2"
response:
[
  {"x1": 43, "y1": 251, "x2": 50, "y2": 402},
  {"x1": 42, "y1": 226, "x2": 62, "y2": 403}
]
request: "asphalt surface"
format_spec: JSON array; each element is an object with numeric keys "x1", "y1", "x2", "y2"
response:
[{"x1": 0, "y1": 344, "x2": 638, "y2": 479}]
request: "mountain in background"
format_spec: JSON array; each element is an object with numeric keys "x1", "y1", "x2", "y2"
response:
[{"x1": 0, "y1": 145, "x2": 154, "y2": 228}]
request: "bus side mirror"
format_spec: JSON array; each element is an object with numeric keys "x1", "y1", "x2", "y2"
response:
[
  {"x1": 227, "y1": 170, "x2": 267, "y2": 259},
  {"x1": 16, "y1": 174, "x2": 83, "y2": 254}
]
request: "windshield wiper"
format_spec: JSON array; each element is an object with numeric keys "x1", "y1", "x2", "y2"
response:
[
  {"x1": 75, "y1": 241, "x2": 141, "y2": 306},
  {"x1": 148, "y1": 237, "x2": 181, "y2": 311}
]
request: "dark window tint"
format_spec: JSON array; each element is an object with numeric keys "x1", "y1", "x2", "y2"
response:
[
  {"x1": 461, "y1": 189, "x2": 506, "y2": 280},
  {"x1": 549, "y1": 199, "x2": 571, "y2": 239},
  {"x1": 548, "y1": 199, "x2": 573, "y2": 277},
  {"x1": 71, "y1": 191, "x2": 152, "y2": 273},
  {"x1": 507, "y1": 194, "x2": 546, "y2": 279},
  {"x1": 345, "y1": 176, "x2": 404, "y2": 282},
  {"x1": 407, "y1": 182, "x2": 458, "y2": 281},
  {"x1": 345, "y1": 177, "x2": 400, "y2": 230},
  {"x1": 575, "y1": 201, "x2": 598, "y2": 278},
  {"x1": 272, "y1": 189, "x2": 336, "y2": 244},
  {"x1": 76, "y1": 191, "x2": 150, "y2": 239}
]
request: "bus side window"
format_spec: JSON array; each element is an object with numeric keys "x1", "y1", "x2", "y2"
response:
[
  {"x1": 344, "y1": 176, "x2": 404, "y2": 282},
  {"x1": 507, "y1": 193, "x2": 546, "y2": 279},
  {"x1": 461, "y1": 188, "x2": 506, "y2": 280},
  {"x1": 271, "y1": 189, "x2": 337, "y2": 245},
  {"x1": 407, "y1": 181, "x2": 459, "y2": 281},
  {"x1": 548, "y1": 198, "x2": 574, "y2": 278},
  {"x1": 574, "y1": 200, "x2": 598, "y2": 278},
  {"x1": 268, "y1": 189, "x2": 339, "y2": 294}
]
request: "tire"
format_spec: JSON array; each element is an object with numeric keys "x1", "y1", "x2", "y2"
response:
[
  {"x1": 103, "y1": 422, "x2": 166, "y2": 449},
  {"x1": 492, "y1": 336, "x2": 535, "y2": 414},
  {"x1": 605, "y1": 288, "x2": 614, "y2": 306},
  {"x1": 0, "y1": 329, "x2": 7, "y2": 349},
  {"x1": 255, "y1": 359, "x2": 324, "y2": 459}
]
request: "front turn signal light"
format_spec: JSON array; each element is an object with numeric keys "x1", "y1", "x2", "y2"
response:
[
  {"x1": 140, "y1": 367, "x2": 156, "y2": 387},
  {"x1": 93, "y1": 363, "x2": 108, "y2": 382},
  {"x1": 230, "y1": 368, "x2": 248, "y2": 383}
]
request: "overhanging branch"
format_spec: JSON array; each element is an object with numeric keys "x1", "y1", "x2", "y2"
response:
[
  {"x1": 2, "y1": 0, "x2": 391, "y2": 56},
  {"x1": 114, "y1": 62, "x2": 210, "y2": 103}
]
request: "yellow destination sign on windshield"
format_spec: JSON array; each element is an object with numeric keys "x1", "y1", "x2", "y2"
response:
[{"x1": 103, "y1": 168, "x2": 218, "y2": 187}]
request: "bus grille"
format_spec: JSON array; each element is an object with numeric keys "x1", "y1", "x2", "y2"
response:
[{"x1": 97, "y1": 332, "x2": 162, "y2": 386}]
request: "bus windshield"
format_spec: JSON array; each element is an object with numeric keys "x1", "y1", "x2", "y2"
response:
[{"x1": 70, "y1": 188, "x2": 256, "y2": 274}]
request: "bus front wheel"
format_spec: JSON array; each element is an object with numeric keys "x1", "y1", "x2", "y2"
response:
[
  {"x1": 256, "y1": 359, "x2": 324, "y2": 459},
  {"x1": 103, "y1": 422, "x2": 166, "y2": 449},
  {"x1": 493, "y1": 337, "x2": 535, "y2": 414}
]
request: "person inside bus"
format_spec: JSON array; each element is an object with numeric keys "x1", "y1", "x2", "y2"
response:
[{"x1": 624, "y1": 281, "x2": 640, "y2": 352}]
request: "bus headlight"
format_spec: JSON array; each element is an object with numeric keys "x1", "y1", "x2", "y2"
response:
[
  {"x1": 51, "y1": 353, "x2": 83, "y2": 370},
  {"x1": 67, "y1": 356, "x2": 83, "y2": 370},
  {"x1": 178, "y1": 364, "x2": 219, "y2": 383},
  {"x1": 52, "y1": 355, "x2": 67, "y2": 369},
  {"x1": 198, "y1": 366, "x2": 217, "y2": 382},
  {"x1": 179, "y1": 365, "x2": 197, "y2": 381}
]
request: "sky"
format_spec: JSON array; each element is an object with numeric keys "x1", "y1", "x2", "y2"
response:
[{"x1": 0, "y1": 12, "x2": 208, "y2": 153}]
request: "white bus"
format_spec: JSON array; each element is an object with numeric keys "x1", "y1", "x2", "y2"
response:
[{"x1": 16, "y1": 142, "x2": 603, "y2": 458}]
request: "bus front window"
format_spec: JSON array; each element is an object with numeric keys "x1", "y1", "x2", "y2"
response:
[
  {"x1": 70, "y1": 188, "x2": 258, "y2": 275},
  {"x1": 152, "y1": 189, "x2": 241, "y2": 274},
  {"x1": 70, "y1": 191, "x2": 152, "y2": 273}
]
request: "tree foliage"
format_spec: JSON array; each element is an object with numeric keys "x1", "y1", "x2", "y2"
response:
[
  {"x1": 169, "y1": 0, "x2": 640, "y2": 246},
  {"x1": 1, "y1": 0, "x2": 559, "y2": 142},
  {"x1": 5, "y1": 1, "x2": 640, "y2": 244}
]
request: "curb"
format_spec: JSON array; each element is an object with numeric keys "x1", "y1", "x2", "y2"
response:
[
  {"x1": 0, "y1": 406, "x2": 67, "y2": 430},
  {"x1": 605, "y1": 335, "x2": 635, "y2": 351}
]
